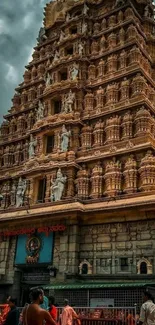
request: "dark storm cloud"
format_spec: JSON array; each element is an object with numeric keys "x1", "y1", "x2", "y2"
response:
[{"x1": 0, "y1": 0, "x2": 48, "y2": 122}]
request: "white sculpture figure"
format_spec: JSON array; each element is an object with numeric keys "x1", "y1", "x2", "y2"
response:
[
  {"x1": 29, "y1": 134, "x2": 37, "y2": 158},
  {"x1": 53, "y1": 50, "x2": 60, "y2": 63},
  {"x1": 50, "y1": 169, "x2": 67, "y2": 202},
  {"x1": 62, "y1": 90, "x2": 75, "y2": 113},
  {"x1": 83, "y1": 3, "x2": 89, "y2": 15},
  {"x1": 82, "y1": 22, "x2": 87, "y2": 34},
  {"x1": 78, "y1": 42, "x2": 84, "y2": 57},
  {"x1": 36, "y1": 101, "x2": 44, "y2": 121},
  {"x1": 16, "y1": 178, "x2": 27, "y2": 208},
  {"x1": 60, "y1": 30, "x2": 65, "y2": 42},
  {"x1": 66, "y1": 12, "x2": 70, "y2": 22},
  {"x1": 69, "y1": 63, "x2": 79, "y2": 80},
  {"x1": 61, "y1": 125, "x2": 71, "y2": 152},
  {"x1": 45, "y1": 73, "x2": 53, "y2": 86}
]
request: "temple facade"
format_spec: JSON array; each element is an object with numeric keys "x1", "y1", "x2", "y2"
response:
[{"x1": 0, "y1": 0, "x2": 155, "y2": 307}]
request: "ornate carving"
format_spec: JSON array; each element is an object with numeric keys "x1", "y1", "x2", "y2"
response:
[
  {"x1": 60, "y1": 125, "x2": 71, "y2": 152},
  {"x1": 135, "y1": 107, "x2": 152, "y2": 136},
  {"x1": 50, "y1": 169, "x2": 67, "y2": 201},
  {"x1": 16, "y1": 178, "x2": 27, "y2": 208},
  {"x1": 123, "y1": 156, "x2": 137, "y2": 194},
  {"x1": 81, "y1": 124, "x2": 92, "y2": 149},
  {"x1": 62, "y1": 90, "x2": 75, "y2": 113},
  {"x1": 90, "y1": 162, "x2": 103, "y2": 198},
  {"x1": 122, "y1": 112, "x2": 133, "y2": 139},
  {"x1": 93, "y1": 120, "x2": 104, "y2": 147},
  {"x1": 139, "y1": 151, "x2": 155, "y2": 191},
  {"x1": 76, "y1": 166, "x2": 89, "y2": 199},
  {"x1": 104, "y1": 158, "x2": 122, "y2": 196}
]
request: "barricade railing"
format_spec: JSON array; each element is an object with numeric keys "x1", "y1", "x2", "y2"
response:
[
  {"x1": 57, "y1": 306, "x2": 137, "y2": 325},
  {"x1": 18, "y1": 306, "x2": 137, "y2": 325}
]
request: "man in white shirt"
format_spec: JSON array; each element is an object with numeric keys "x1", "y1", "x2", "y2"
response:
[{"x1": 139, "y1": 291, "x2": 155, "y2": 325}]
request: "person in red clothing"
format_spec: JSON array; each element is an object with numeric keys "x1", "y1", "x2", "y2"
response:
[{"x1": 48, "y1": 296, "x2": 58, "y2": 322}]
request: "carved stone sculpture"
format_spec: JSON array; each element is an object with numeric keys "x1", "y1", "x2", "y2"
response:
[
  {"x1": 81, "y1": 124, "x2": 92, "y2": 149},
  {"x1": 84, "y1": 92, "x2": 94, "y2": 113},
  {"x1": 81, "y1": 22, "x2": 87, "y2": 35},
  {"x1": 83, "y1": 3, "x2": 89, "y2": 15},
  {"x1": 78, "y1": 42, "x2": 85, "y2": 57},
  {"x1": 120, "y1": 78, "x2": 130, "y2": 101},
  {"x1": 88, "y1": 64, "x2": 96, "y2": 80},
  {"x1": 135, "y1": 107, "x2": 152, "y2": 136},
  {"x1": 100, "y1": 35, "x2": 106, "y2": 53},
  {"x1": 105, "y1": 115, "x2": 121, "y2": 143},
  {"x1": 93, "y1": 120, "x2": 104, "y2": 147},
  {"x1": 61, "y1": 125, "x2": 71, "y2": 152},
  {"x1": 16, "y1": 178, "x2": 27, "y2": 208},
  {"x1": 69, "y1": 63, "x2": 79, "y2": 81},
  {"x1": 75, "y1": 166, "x2": 89, "y2": 199},
  {"x1": 62, "y1": 90, "x2": 75, "y2": 113},
  {"x1": 93, "y1": 22, "x2": 100, "y2": 35},
  {"x1": 122, "y1": 112, "x2": 133, "y2": 139},
  {"x1": 37, "y1": 27, "x2": 47, "y2": 44},
  {"x1": 90, "y1": 162, "x2": 103, "y2": 199},
  {"x1": 139, "y1": 151, "x2": 155, "y2": 191},
  {"x1": 53, "y1": 50, "x2": 60, "y2": 63},
  {"x1": 36, "y1": 101, "x2": 44, "y2": 121},
  {"x1": 50, "y1": 169, "x2": 67, "y2": 201},
  {"x1": 123, "y1": 156, "x2": 137, "y2": 194},
  {"x1": 45, "y1": 73, "x2": 53, "y2": 86},
  {"x1": 29, "y1": 135, "x2": 37, "y2": 158},
  {"x1": 96, "y1": 87, "x2": 104, "y2": 109},
  {"x1": 10, "y1": 182, "x2": 17, "y2": 206},
  {"x1": 106, "y1": 83, "x2": 119, "y2": 105},
  {"x1": 104, "y1": 159, "x2": 122, "y2": 196}
]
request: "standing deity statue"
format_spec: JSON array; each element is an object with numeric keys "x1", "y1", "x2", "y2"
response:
[
  {"x1": 81, "y1": 22, "x2": 87, "y2": 34},
  {"x1": 10, "y1": 183, "x2": 16, "y2": 206},
  {"x1": 66, "y1": 12, "x2": 70, "y2": 22},
  {"x1": 37, "y1": 27, "x2": 47, "y2": 44},
  {"x1": 78, "y1": 42, "x2": 85, "y2": 57},
  {"x1": 59, "y1": 30, "x2": 65, "y2": 42},
  {"x1": 50, "y1": 169, "x2": 67, "y2": 202},
  {"x1": 69, "y1": 63, "x2": 79, "y2": 80},
  {"x1": 53, "y1": 50, "x2": 60, "y2": 63},
  {"x1": 62, "y1": 90, "x2": 75, "y2": 113},
  {"x1": 29, "y1": 135, "x2": 37, "y2": 158},
  {"x1": 61, "y1": 125, "x2": 71, "y2": 152},
  {"x1": 36, "y1": 101, "x2": 44, "y2": 121},
  {"x1": 45, "y1": 73, "x2": 53, "y2": 86},
  {"x1": 16, "y1": 178, "x2": 27, "y2": 208},
  {"x1": 83, "y1": 3, "x2": 89, "y2": 15}
]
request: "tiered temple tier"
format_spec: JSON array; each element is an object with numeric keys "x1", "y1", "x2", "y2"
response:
[{"x1": 1, "y1": 0, "x2": 155, "y2": 211}]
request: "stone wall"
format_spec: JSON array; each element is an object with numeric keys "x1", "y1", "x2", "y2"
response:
[
  {"x1": 0, "y1": 237, "x2": 16, "y2": 283},
  {"x1": 79, "y1": 220, "x2": 155, "y2": 275}
]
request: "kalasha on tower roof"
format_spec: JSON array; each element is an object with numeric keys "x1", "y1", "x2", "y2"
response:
[{"x1": 1, "y1": 0, "x2": 155, "y2": 229}]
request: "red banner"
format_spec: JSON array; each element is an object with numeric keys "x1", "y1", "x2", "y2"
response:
[{"x1": 0, "y1": 224, "x2": 66, "y2": 237}]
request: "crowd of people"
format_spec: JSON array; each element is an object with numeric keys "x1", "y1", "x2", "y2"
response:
[{"x1": 0, "y1": 289, "x2": 155, "y2": 325}]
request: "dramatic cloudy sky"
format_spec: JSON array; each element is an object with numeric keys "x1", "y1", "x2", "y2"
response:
[{"x1": 0, "y1": 0, "x2": 48, "y2": 122}]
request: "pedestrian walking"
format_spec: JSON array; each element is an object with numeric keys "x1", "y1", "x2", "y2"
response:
[
  {"x1": 139, "y1": 291, "x2": 155, "y2": 325},
  {"x1": 23, "y1": 288, "x2": 56, "y2": 325},
  {"x1": 3, "y1": 298, "x2": 19, "y2": 325},
  {"x1": 48, "y1": 296, "x2": 58, "y2": 321},
  {"x1": 61, "y1": 299, "x2": 79, "y2": 325}
]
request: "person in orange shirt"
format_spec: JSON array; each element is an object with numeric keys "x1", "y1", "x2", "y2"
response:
[{"x1": 48, "y1": 297, "x2": 58, "y2": 322}]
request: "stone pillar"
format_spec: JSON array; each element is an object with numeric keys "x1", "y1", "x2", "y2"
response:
[
  {"x1": 66, "y1": 168, "x2": 75, "y2": 198},
  {"x1": 56, "y1": 229, "x2": 69, "y2": 281},
  {"x1": 68, "y1": 224, "x2": 80, "y2": 274}
]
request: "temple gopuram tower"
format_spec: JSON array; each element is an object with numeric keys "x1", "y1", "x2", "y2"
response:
[{"x1": 0, "y1": 0, "x2": 155, "y2": 306}]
